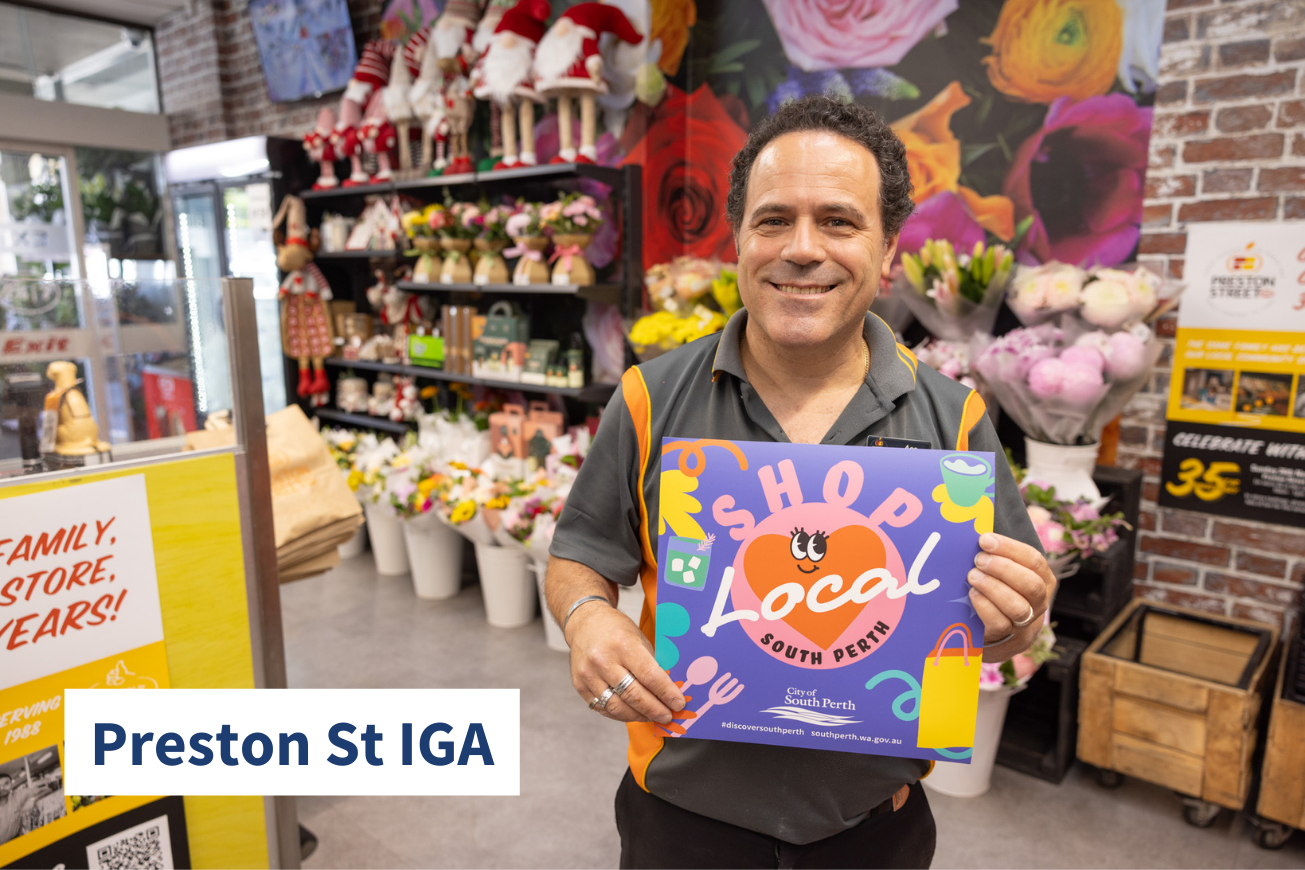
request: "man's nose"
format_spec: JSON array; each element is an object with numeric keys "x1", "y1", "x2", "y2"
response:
[{"x1": 781, "y1": 216, "x2": 824, "y2": 266}]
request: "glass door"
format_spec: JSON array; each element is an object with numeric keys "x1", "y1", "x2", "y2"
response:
[
  {"x1": 222, "y1": 180, "x2": 286, "y2": 414},
  {"x1": 172, "y1": 185, "x2": 231, "y2": 423}
]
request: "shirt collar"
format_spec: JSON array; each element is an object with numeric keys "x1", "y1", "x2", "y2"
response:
[{"x1": 711, "y1": 308, "x2": 918, "y2": 403}]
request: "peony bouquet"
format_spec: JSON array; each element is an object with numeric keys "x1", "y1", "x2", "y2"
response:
[
  {"x1": 897, "y1": 239, "x2": 1014, "y2": 339},
  {"x1": 973, "y1": 322, "x2": 1160, "y2": 445},
  {"x1": 1008, "y1": 262, "x2": 1174, "y2": 328}
]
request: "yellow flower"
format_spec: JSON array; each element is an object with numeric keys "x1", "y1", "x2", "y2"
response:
[
  {"x1": 659, "y1": 468, "x2": 705, "y2": 539},
  {"x1": 485, "y1": 495, "x2": 511, "y2": 510},
  {"x1": 417, "y1": 475, "x2": 443, "y2": 498},
  {"x1": 347, "y1": 470, "x2": 364, "y2": 491},
  {"x1": 449, "y1": 500, "x2": 476, "y2": 524},
  {"x1": 982, "y1": 0, "x2": 1123, "y2": 104},
  {"x1": 449, "y1": 460, "x2": 468, "y2": 471},
  {"x1": 420, "y1": 385, "x2": 439, "y2": 399},
  {"x1": 651, "y1": 0, "x2": 697, "y2": 76}
]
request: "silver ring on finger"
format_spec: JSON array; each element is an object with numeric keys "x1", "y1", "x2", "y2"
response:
[
  {"x1": 588, "y1": 695, "x2": 602, "y2": 710},
  {"x1": 595, "y1": 686, "x2": 617, "y2": 711},
  {"x1": 613, "y1": 673, "x2": 636, "y2": 696},
  {"x1": 1013, "y1": 604, "x2": 1036, "y2": 628}
]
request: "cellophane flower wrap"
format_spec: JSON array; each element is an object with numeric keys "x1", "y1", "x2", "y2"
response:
[
  {"x1": 434, "y1": 461, "x2": 499, "y2": 545},
  {"x1": 1007, "y1": 262, "x2": 1179, "y2": 328},
  {"x1": 346, "y1": 433, "x2": 402, "y2": 504},
  {"x1": 896, "y1": 239, "x2": 1014, "y2": 339}
]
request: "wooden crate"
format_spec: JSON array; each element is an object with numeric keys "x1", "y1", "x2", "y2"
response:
[
  {"x1": 1078, "y1": 599, "x2": 1278, "y2": 810},
  {"x1": 1257, "y1": 620, "x2": 1305, "y2": 829}
]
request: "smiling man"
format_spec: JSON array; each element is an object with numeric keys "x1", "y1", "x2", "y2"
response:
[{"x1": 545, "y1": 95, "x2": 1054, "y2": 869}]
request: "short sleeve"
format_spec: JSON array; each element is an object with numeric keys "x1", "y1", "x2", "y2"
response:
[
  {"x1": 549, "y1": 383, "x2": 646, "y2": 585},
  {"x1": 965, "y1": 412, "x2": 1043, "y2": 555}
]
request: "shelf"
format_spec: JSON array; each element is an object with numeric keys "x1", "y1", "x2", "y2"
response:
[
  {"x1": 326, "y1": 356, "x2": 617, "y2": 402},
  {"x1": 395, "y1": 281, "x2": 620, "y2": 304},
  {"x1": 300, "y1": 163, "x2": 624, "y2": 201},
  {"x1": 312, "y1": 408, "x2": 414, "y2": 434},
  {"x1": 315, "y1": 249, "x2": 411, "y2": 260}
]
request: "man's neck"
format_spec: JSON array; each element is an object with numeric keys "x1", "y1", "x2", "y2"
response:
[{"x1": 739, "y1": 315, "x2": 868, "y2": 396}]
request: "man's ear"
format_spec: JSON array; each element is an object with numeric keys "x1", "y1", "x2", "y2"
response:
[{"x1": 881, "y1": 234, "x2": 900, "y2": 277}]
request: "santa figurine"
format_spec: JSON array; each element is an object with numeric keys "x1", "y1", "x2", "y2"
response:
[
  {"x1": 359, "y1": 90, "x2": 399, "y2": 182},
  {"x1": 429, "y1": 0, "x2": 484, "y2": 175},
  {"x1": 303, "y1": 107, "x2": 339, "y2": 190},
  {"x1": 272, "y1": 196, "x2": 334, "y2": 400},
  {"x1": 331, "y1": 39, "x2": 397, "y2": 186},
  {"x1": 410, "y1": 27, "x2": 451, "y2": 174},
  {"x1": 383, "y1": 30, "x2": 425, "y2": 174},
  {"x1": 473, "y1": 0, "x2": 551, "y2": 170},
  {"x1": 473, "y1": 0, "x2": 518, "y2": 160},
  {"x1": 534, "y1": 2, "x2": 642, "y2": 163}
]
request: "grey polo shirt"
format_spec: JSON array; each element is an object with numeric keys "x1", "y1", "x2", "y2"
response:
[{"x1": 551, "y1": 309, "x2": 1039, "y2": 844}]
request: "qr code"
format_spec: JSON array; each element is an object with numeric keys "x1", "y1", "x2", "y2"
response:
[{"x1": 86, "y1": 814, "x2": 173, "y2": 870}]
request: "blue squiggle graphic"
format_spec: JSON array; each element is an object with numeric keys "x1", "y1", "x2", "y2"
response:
[
  {"x1": 759, "y1": 707, "x2": 862, "y2": 727},
  {"x1": 865, "y1": 670, "x2": 922, "y2": 721}
]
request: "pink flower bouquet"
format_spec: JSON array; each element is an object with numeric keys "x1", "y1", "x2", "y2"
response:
[
  {"x1": 973, "y1": 322, "x2": 1161, "y2": 445},
  {"x1": 1008, "y1": 262, "x2": 1177, "y2": 328}
]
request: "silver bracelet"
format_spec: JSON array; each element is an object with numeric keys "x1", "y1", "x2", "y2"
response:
[
  {"x1": 982, "y1": 633, "x2": 1015, "y2": 649},
  {"x1": 563, "y1": 595, "x2": 611, "y2": 633}
]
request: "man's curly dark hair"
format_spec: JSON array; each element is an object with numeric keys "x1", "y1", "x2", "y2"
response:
[{"x1": 725, "y1": 95, "x2": 914, "y2": 239}]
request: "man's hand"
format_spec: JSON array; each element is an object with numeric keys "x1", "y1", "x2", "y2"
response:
[
  {"x1": 967, "y1": 532, "x2": 1057, "y2": 663},
  {"x1": 565, "y1": 603, "x2": 685, "y2": 725}
]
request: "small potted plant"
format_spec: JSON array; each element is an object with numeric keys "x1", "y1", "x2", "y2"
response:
[
  {"x1": 504, "y1": 201, "x2": 550, "y2": 285},
  {"x1": 540, "y1": 192, "x2": 603, "y2": 286},
  {"x1": 473, "y1": 203, "x2": 514, "y2": 286},
  {"x1": 406, "y1": 204, "x2": 444, "y2": 283},
  {"x1": 438, "y1": 201, "x2": 480, "y2": 284}
]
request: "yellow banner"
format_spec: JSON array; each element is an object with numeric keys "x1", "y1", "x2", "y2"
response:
[{"x1": 1166, "y1": 327, "x2": 1305, "y2": 433}]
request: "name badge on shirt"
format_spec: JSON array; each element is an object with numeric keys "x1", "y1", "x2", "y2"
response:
[{"x1": 867, "y1": 435, "x2": 932, "y2": 449}]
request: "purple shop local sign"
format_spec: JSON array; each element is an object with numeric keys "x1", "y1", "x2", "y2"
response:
[{"x1": 654, "y1": 439, "x2": 996, "y2": 763}]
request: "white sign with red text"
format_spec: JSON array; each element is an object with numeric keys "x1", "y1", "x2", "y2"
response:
[{"x1": 0, "y1": 475, "x2": 164, "y2": 690}]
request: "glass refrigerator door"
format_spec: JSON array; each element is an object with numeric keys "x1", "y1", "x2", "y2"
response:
[
  {"x1": 222, "y1": 181, "x2": 286, "y2": 415},
  {"x1": 173, "y1": 188, "x2": 231, "y2": 422}
]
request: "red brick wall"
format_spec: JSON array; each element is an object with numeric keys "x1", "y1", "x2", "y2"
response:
[
  {"x1": 157, "y1": 0, "x2": 385, "y2": 148},
  {"x1": 1130, "y1": 0, "x2": 1305, "y2": 629}
]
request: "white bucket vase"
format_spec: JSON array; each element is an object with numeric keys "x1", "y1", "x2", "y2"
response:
[
  {"x1": 923, "y1": 684, "x2": 1021, "y2": 798},
  {"x1": 403, "y1": 513, "x2": 464, "y2": 600},
  {"x1": 339, "y1": 521, "x2": 368, "y2": 559},
  {"x1": 474, "y1": 542, "x2": 537, "y2": 628},
  {"x1": 364, "y1": 501, "x2": 410, "y2": 576},
  {"x1": 530, "y1": 559, "x2": 569, "y2": 651},
  {"x1": 1024, "y1": 438, "x2": 1101, "y2": 504}
]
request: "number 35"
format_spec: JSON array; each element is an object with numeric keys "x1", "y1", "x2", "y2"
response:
[{"x1": 1165, "y1": 458, "x2": 1240, "y2": 501}]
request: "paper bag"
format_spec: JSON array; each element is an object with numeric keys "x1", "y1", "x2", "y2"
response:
[
  {"x1": 488, "y1": 403, "x2": 526, "y2": 459},
  {"x1": 915, "y1": 622, "x2": 981, "y2": 749}
]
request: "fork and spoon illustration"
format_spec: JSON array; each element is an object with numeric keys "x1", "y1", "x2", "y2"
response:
[{"x1": 659, "y1": 655, "x2": 745, "y2": 736}]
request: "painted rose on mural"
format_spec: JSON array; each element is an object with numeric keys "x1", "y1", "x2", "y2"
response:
[
  {"x1": 1004, "y1": 94, "x2": 1152, "y2": 267},
  {"x1": 761, "y1": 0, "x2": 958, "y2": 72},
  {"x1": 982, "y1": 0, "x2": 1124, "y2": 104},
  {"x1": 622, "y1": 85, "x2": 748, "y2": 269}
]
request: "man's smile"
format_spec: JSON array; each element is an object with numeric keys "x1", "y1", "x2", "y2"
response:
[{"x1": 771, "y1": 282, "x2": 838, "y2": 295}]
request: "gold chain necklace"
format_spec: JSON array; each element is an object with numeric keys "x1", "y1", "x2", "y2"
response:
[{"x1": 863, "y1": 338, "x2": 870, "y2": 379}]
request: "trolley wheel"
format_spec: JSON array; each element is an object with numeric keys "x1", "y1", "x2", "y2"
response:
[
  {"x1": 1181, "y1": 798, "x2": 1222, "y2": 828},
  {"x1": 1094, "y1": 768, "x2": 1123, "y2": 789},
  {"x1": 1251, "y1": 819, "x2": 1293, "y2": 850}
]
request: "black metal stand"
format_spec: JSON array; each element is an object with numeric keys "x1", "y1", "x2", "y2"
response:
[{"x1": 996, "y1": 636, "x2": 1087, "y2": 784}]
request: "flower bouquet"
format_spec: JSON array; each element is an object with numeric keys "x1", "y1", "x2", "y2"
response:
[
  {"x1": 405, "y1": 204, "x2": 444, "y2": 283},
  {"x1": 438, "y1": 201, "x2": 481, "y2": 284},
  {"x1": 627, "y1": 258, "x2": 734, "y2": 362},
  {"x1": 896, "y1": 239, "x2": 1014, "y2": 340},
  {"x1": 1008, "y1": 262, "x2": 1177, "y2": 328},
  {"x1": 472, "y1": 203, "x2": 514, "y2": 285},
  {"x1": 434, "y1": 461, "x2": 499, "y2": 547},
  {"x1": 541, "y1": 193, "x2": 603, "y2": 285},
  {"x1": 980, "y1": 620, "x2": 1058, "y2": 691},
  {"x1": 505, "y1": 202, "x2": 550, "y2": 285},
  {"x1": 914, "y1": 339, "x2": 978, "y2": 391}
]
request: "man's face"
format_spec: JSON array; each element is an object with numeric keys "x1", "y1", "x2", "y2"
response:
[
  {"x1": 0, "y1": 775, "x2": 10, "y2": 798},
  {"x1": 734, "y1": 130, "x2": 898, "y2": 351}
]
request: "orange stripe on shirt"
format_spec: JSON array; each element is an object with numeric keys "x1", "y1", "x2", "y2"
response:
[
  {"x1": 956, "y1": 390, "x2": 987, "y2": 451},
  {"x1": 620, "y1": 366, "x2": 668, "y2": 790}
]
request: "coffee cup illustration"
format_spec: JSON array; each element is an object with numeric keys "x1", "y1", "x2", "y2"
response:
[{"x1": 939, "y1": 454, "x2": 993, "y2": 507}]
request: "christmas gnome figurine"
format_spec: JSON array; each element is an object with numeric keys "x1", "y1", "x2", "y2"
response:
[
  {"x1": 534, "y1": 1, "x2": 642, "y2": 163},
  {"x1": 472, "y1": 0, "x2": 551, "y2": 170},
  {"x1": 410, "y1": 24, "x2": 452, "y2": 174},
  {"x1": 383, "y1": 33, "x2": 419, "y2": 173},
  {"x1": 359, "y1": 89, "x2": 399, "y2": 182},
  {"x1": 473, "y1": 0, "x2": 517, "y2": 160},
  {"x1": 429, "y1": 0, "x2": 484, "y2": 175},
  {"x1": 303, "y1": 106, "x2": 339, "y2": 190},
  {"x1": 331, "y1": 39, "x2": 397, "y2": 187},
  {"x1": 272, "y1": 195, "x2": 334, "y2": 400}
]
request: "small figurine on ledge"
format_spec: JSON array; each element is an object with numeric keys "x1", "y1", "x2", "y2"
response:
[
  {"x1": 534, "y1": 2, "x2": 642, "y2": 163},
  {"x1": 44, "y1": 360, "x2": 110, "y2": 459},
  {"x1": 273, "y1": 195, "x2": 334, "y2": 401},
  {"x1": 473, "y1": 0, "x2": 551, "y2": 170}
]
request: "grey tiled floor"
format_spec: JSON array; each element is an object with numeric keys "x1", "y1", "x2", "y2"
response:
[{"x1": 282, "y1": 554, "x2": 1305, "y2": 869}]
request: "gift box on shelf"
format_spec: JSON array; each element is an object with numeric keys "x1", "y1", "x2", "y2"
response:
[
  {"x1": 471, "y1": 301, "x2": 528, "y2": 382},
  {"x1": 489, "y1": 403, "x2": 527, "y2": 459},
  {"x1": 521, "y1": 339, "x2": 559, "y2": 386},
  {"x1": 408, "y1": 333, "x2": 444, "y2": 368}
]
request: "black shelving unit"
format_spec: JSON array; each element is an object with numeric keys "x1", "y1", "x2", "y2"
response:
[
  {"x1": 294, "y1": 162, "x2": 642, "y2": 429},
  {"x1": 326, "y1": 357, "x2": 618, "y2": 403},
  {"x1": 996, "y1": 636, "x2": 1088, "y2": 784}
]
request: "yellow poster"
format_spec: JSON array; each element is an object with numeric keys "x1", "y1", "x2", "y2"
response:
[{"x1": 0, "y1": 452, "x2": 268, "y2": 868}]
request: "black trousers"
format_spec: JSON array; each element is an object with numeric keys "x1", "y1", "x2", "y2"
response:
[{"x1": 615, "y1": 769, "x2": 936, "y2": 869}]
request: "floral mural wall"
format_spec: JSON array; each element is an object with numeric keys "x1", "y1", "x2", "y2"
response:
[{"x1": 610, "y1": 0, "x2": 1164, "y2": 271}]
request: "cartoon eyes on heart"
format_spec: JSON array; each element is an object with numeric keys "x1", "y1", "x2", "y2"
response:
[{"x1": 789, "y1": 527, "x2": 828, "y2": 565}]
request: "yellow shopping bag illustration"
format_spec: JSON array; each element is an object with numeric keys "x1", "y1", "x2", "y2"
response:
[{"x1": 915, "y1": 623, "x2": 981, "y2": 749}]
